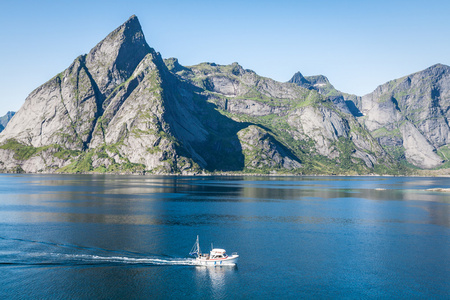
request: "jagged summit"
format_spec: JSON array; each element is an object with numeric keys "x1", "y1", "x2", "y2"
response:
[
  {"x1": 127, "y1": 14, "x2": 138, "y2": 22},
  {"x1": 289, "y1": 72, "x2": 310, "y2": 86},
  {"x1": 416, "y1": 63, "x2": 450, "y2": 79},
  {"x1": 85, "y1": 14, "x2": 152, "y2": 98},
  {"x1": 0, "y1": 14, "x2": 159, "y2": 151},
  {"x1": 305, "y1": 75, "x2": 330, "y2": 86},
  {"x1": 289, "y1": 72, "x2": 332, "y2": 88},
  {"x1": 289, "y1": 71, "x2": 340, "y2": 99},
  {"x1": 164, "y1": 57, "x2": 191, "y2": 74},
  {"x1": 427, "y1": 63, "x2": 449, "y2": 70}
]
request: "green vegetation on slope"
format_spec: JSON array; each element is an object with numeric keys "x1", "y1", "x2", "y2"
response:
[{"x1": 0, "y1": 139, "x2": 51, "y2": 161}]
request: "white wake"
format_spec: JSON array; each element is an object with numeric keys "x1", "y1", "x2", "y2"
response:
[{"x1": 60, "y1": 254, "x2": 198, "y2": 266}]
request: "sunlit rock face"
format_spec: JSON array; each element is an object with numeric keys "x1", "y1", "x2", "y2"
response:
[{"x1": 0, "y1": 16, "x2": 448, "y2": 174}]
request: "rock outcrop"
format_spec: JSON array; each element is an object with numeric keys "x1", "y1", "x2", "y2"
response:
[{"x1": 237, "y1": 125, "x2": 301, "y2": 171}]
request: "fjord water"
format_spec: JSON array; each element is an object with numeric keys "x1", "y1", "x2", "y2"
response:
[{"x1": 0, "y1": 175, "x2": 448, "y2": 299}]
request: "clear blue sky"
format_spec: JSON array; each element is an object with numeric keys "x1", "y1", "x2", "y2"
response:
[{"x1": 1, "y1": 0, "x2": 449, "y2": 116}]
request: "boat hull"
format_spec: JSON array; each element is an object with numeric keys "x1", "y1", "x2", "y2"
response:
[{"x1": 196, "y1": 255, "x2": 239, "y2": 266}]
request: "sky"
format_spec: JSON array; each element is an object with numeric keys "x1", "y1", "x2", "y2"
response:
[{"x1": 0, "y1": 0, "x2": 449, "y2": 116}]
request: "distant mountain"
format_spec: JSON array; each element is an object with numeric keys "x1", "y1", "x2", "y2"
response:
[
  {"x1": 289, "y1": 72, "x2": 362, "y2": 116},
  {"x1": 289, "y1": 72, "x2": 340, "y2": 97},
  {"x1": 0, "y1": 111, "x2": 15, "y2": 132},
  {"x1": 0, "y1": 15, "x2": 447, "y2": 174}
]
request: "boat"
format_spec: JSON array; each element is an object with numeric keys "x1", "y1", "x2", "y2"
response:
[{"x1": 189, "y1": 235, "x2": 239, "y2": 266}]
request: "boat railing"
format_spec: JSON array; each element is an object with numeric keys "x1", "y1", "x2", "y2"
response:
[{"x1": 232, "y1": 252, "x2": 238, "y2": 256}]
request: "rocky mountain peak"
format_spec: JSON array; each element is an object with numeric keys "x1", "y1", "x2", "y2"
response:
[
  {"x1": 427, "y1": 63, "x2": 449, "y2": 70},
  {"x1": 289, "y1": 72, "x2": 332, "y2": 90},
  {"x1": 305, "y1": 75, "x2": 330, "y2": 86},
  {"x1": 289, "y1": 72, "x2": 310, "y2": 86},
  {"x1": 164, "y1": 57, "x2": 191, "y2": 74},
  {"x1": 85, "y1": 14, "x2": 152, "y2": 97},
  {"x1": 420, "y1": 63, "x2": 450, "y2": 78}
]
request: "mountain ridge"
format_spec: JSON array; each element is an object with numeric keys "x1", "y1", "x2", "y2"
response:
[{"x1": 0, "y1": 16, "x2": 448, "y2": 175}]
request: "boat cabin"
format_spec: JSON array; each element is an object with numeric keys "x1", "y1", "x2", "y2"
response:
[{"x1": 209, "y1": 248, "x2": 228, "y2": 259}]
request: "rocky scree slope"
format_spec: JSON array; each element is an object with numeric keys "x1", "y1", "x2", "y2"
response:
[{"x1": 0, "y1": 16, "x2": 429, "y2": 174}]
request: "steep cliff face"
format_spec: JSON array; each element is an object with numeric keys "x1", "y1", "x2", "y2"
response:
[
  {"x1": 355, "y1": 64, "x2": 450, "y2": 168},
  {"x1": 0, "y1": 16, "x2": 200, "y2": 174},
  {"x1": 84, "y1": 15, "x2": 152, "y2": 99},
  {"x1": 1, "y1": 56, "x2": 98, "y2": 150},
  {"x1": 1, "y1": 16, "x2": 151, "y2": 149},
  {"x1": 169, "y1": 61, "x2": 395, "y2": 174},
  {"x1": 1, "y1": 15, "x2": 443, "y2": 174},
  {"x1": 237, "y1": 125, "x2": 302, "y2": 171}
]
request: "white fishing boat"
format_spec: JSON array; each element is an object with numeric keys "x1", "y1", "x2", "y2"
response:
[{"x1": 189, "y1": 235, "x2": 239, "y2": 266}]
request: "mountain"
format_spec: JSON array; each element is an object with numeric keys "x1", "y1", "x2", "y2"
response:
[
  {"x1": 289, "y1": 72, "x2": 340, "y2": 97},
  {"x1": 289, "y1": 65, "x2": 450, "y2": 171},
  {"x1": 166, "y1": 61, "x2": 393, "y2": 174},
  {"x1": 0, "y1": 16, "x2": 446, "y2": 175},
  {"x1": 353, "y1": 64, "x2": 450, "y2": 169},
  {"x1": 289, "y1": 72, "x2": 362, "y2": 116},
  {"x1": 0, "y1": 111, "x2": 15, "y2": 132}
]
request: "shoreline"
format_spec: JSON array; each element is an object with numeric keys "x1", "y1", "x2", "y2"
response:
[{"x1": 0, "y1": 170, "x2": 449, "y2": 178}]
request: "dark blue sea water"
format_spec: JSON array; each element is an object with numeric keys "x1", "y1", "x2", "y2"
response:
[{"x1": 0, "y1": 174, "x2": 449, "y2": 299}]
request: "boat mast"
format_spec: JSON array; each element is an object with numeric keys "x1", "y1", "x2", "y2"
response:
[
  {"x1": 190, "y1": 235, "x2": 202, "y2": 257},
  {"x1": 197, "y1": 235, "x2": 201, "y2": 255}
]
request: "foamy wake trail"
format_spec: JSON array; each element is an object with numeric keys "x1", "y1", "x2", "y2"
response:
[{"x1": 59, "y1": 254, "x2": 198, "y2": 266}]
